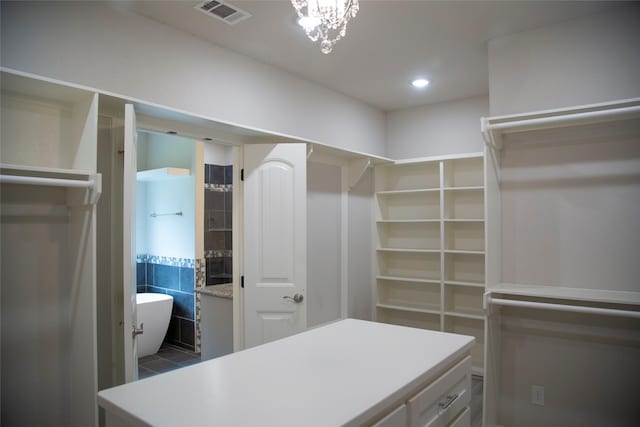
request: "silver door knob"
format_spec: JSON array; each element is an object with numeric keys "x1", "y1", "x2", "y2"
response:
[
  {"x1": 132, "y1": 323, "x2": 144, "y2": 339},
  {"x1": 283, "y1": 294, "x2": 304, "y2": 303}
]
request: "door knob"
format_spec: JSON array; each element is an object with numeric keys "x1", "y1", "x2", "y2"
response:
[
  {"x1": 132, "y1": 323, "x2": 144, "y2": 339},
  {"x1": 283, "y1": 294, "x2": 304, "y2": 303}
]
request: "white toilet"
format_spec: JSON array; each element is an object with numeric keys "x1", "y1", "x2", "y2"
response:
[{"x1": 136, "y1": 293, "x2": 174, "y2": 358}]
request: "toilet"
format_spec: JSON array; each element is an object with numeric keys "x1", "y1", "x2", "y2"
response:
[{"x1": 136, "y1": 293, "x2": 174, "y2": 358}]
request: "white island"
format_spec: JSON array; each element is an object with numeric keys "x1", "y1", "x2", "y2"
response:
[{"x1": 98, "y1": 319, "x2": 474, "y2": 427}]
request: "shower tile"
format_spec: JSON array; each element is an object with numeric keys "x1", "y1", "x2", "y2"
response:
[
  {"x1": 154, "y1": 264, "x2": 179, "y2": 290},
  {"x1": 180, "y1": 319, "x2": 195, "y2": 347},
  {"x1": 146, "y1": 263, "x2": 154, "y2": 286},
  {"x1": 137, "y1": 263, "x2": 146, "y2": 286},
  {"x1": 225, "y1": 211, "x2": 232, "y2": 229},
  {"x1": 210, "y1": 191, "x2": 224, "y2": 210},
  {"x1": 204, "y1": 164, "x2": 211, "y2": 184},
  {"x1": 225, "y1": 231, "x2": 232, "y2": 250},
  {"x1": 224, "y1": 190, "x2": 232, "y2": 211},
  {"x1": 211, "y1": 165, "x2": 225, "y2": 185},
  {"x1": 180, "y1": 267, "x2": 194, "y2": 292},
  {"x1": 167, "y1": 316, "x2": 180, "y2": 343},
  {"x1": 167, "y1": 291, "x2": 194, "y2": 319},
  {"x1": 224, "y1": 165, "x2": 233, "y2": 185},
  {"x1": 146, "y1": 287, "x2": 166, "y2": 299}
]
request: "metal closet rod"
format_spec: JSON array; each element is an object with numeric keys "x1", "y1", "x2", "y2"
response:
[
  {"x1": 150, "y1": 211, "x2": 183, "y2": 218},
  {"x1": 488, "y1": 296, "x2": 640, "y2": 319},
  {"x1": 0, "y1": 174, "x2": 95, "y2": 189}
]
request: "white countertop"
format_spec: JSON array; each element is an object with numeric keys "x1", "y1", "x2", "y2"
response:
[{"x1": 98, "y1": 319, "x2": 474, "y2": 427}]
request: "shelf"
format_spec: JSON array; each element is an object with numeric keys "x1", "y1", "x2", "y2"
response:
[
  {"x1": 443, "y1": 219, "x2": 484, "y2": 223},
  {"x1": 443, "y1": 156, "x2": 484, "y2": 188},
  {"x1": 444, "y1": 221, "x2": 485, "y2": 252},
  {"x1": 490, "y1": 283, "x2": 640, "y2": 306},
  {"x1": 377, "y1": 219, "x2": 440, "y2": 223},
  {"x1": 0, "y1": 163, "x2": 102, "y2": 204},
  {"x1": 377, "y1": 248, "x2": 440, "y2": 254},
  {"x1": 378, "y1": 251, "x2": 440, "y2": 282},
  {"x1": 377, "y1": 190, "x2": 440, "y2": 221},
  {"x1": 443, "y1": 190, "x2": 484, "y2": 220},
  {"x1": 136, "y1": 167, "x2": 191, "y2": 182},
  {"x1": 376, "y1": 188, "x2": 439, "y2": 195},
  {"x1": 444, "y1": 250, "x2": 484, "y2": 255},
  {"x1": 377, "y1": 304, "x2": 441, "y2": 316},
  {"x1": 444, "y1": 281, "x2": 486, "y2": 288},
  {"x1": 481, "y1": 97, "x2": 640, "y2": 150},
  {"x1": 377, "y1": 307, "x2": 441, "y2": 331},
  {"x1": 377, "y1": 276, "x2": 440, "y2": 285},
  {"x1": 443, "y1": 186, "x2": 484, "y2": 191},
  {"x1": 444, "y1": 310, "x2": 485, "y2": 320},
  {"x1": 375, "y1": 161, "x2": 440, "y2": 191}
]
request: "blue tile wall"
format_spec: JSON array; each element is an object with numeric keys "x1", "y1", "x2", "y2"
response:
[
  {"x1": 136, "y1": 255, "x2": 196, "y2": 350},
  {"x1": 204, "y1": 163, "x2": 233, "y2": 287}
]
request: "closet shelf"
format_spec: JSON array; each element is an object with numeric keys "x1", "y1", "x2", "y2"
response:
[
  {"x1": 444, "y1": 250, "x2": 485, "y2": 255},
  {"x1": 136, "y1": 167, "x2": 190, "y2": 182},
  {"x1": 443, "y1": 186, "x2": 484, "y2": 191},
  {"x1": 481, "y1": 97, "x2": 640, "y2": 150},
  {"x1": 443, "y1": 218, "x2": 484, "y2": 223},
  {"x1": 444, "y1": 281, "x2": 485, "y2": 288},
  {"x1": 0, "y1": 163, "x2": 102, "y2": 204},
  {"x1": 377, "y1": 219, "x2": 440, "y2": 224},
  {"x1": 377, "y1": 248, "x2": 440, "y2": 254},
  {"x1": 377, "y1": 303, "x2": 441, "y2": 316},
  {"x1": 490, "y1": 283, "x2": 640, "y2": 306},
  {"x1": 376, "y1": 188, "x2": 439, "y2": 195},
  {"x1": 377, "y1": 276, "x2": 440, "y2": 285},
  {"x1": 444, "y1": 310, "x2": 485, "y2": 320}
]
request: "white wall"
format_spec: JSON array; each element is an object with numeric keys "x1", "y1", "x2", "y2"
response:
[
  {"x1": 386, "y1": 96, "x2": 489, "y2": 159},
  {"x1": 137, "y1": 132, "x2": 197, "y2": 259},
  {"x1": 0, "y1": 1, "x2": 386, "y2": 157},
  {"x1": 348, "y1": 169, "x2": 373, "y2": 321},
  {"x1": 489, "y1": 5, "x2": 640, "y2": 116},
  {"x1": 204, "y1": 142, "x2": 233, "y2": 165},
  {"x1": 307, "y1": 162, "x2": 342, "y2": 327}
]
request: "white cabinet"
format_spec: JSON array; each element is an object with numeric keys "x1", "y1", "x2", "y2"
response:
[
  {"x1": 98, "y1": 319, "x2": 474, "y2": 427},
  {"x1": 1, "y1": 71, "x2": 100, "y2": 426},
  {"x1": 374, "y1": 154, "x2": 486, "y2": 375}
]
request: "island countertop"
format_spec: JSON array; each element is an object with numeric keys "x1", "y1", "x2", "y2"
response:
[{"x1": 98, "y1": 319, "x2": 474, "y2": 427}]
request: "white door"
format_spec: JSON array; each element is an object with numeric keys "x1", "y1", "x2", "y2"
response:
[
  {"x1": 123, "y1": 104, "x2": 139, "y2": 381},
  {"x1": 243, "y1": 143, "x2": 307, "y2": 348}
]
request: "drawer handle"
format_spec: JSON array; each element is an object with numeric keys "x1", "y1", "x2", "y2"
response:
[{"x1": 438, "y1": 393, "x2": 459, "y2": 410}]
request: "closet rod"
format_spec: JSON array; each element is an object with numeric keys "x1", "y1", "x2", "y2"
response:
[
  {"x1": 0, "y1": 174, "x2": 95, "y2": 189},
  {"x1": 488, "y1": 105, "x2": 640, "y2": 134},
  {"x1": 488, "y1": 296, "x2": 640, "y2": 319}
]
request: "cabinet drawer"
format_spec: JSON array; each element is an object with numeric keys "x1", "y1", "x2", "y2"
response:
[
  {"x1": 372, "y1": 404, "x2": 408, "y2": 427},
  {"x1": 408, "y1": 356, "x2": 471, "y2": 427},
  {"x1": 447, "y1": 406, "x2": 470, "y2": 427}
]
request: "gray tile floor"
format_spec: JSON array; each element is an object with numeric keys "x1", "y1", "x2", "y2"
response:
[{"x1": 138, "y1": 343, "x2": 201, "y2": 379}]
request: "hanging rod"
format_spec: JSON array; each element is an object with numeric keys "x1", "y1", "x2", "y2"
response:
[
  {"x1": 487, "y1": 296, "x2": 640, "y2": 319},
  {"x1": 150, "y1": 211, "x2": 183, "y2": 218},
  {"x1": 0, "y1": 174, "x2": 95, "y2": 189}
]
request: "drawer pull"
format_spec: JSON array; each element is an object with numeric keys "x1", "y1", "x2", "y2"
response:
[{"x1": 438, "y1": 393, "x2": 459, "y2": 410}]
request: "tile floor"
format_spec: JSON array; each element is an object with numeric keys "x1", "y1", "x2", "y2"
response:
[{"x1": 138, "y1": 343, "x2": 201, "y2": 379}]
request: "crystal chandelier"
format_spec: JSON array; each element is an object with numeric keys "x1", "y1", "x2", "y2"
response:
[{"x1": 291, "y1": 0, "x2": 359, "y2": 54}]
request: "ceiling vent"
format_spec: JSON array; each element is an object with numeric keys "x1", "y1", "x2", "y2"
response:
[{"x1": 195, "y1": 0, "x2": 251, "y2": 25}]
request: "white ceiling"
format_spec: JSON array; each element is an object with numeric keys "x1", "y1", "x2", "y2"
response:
[{"x1": 121, "y1": 0, "x2": 621, "y2": 112}]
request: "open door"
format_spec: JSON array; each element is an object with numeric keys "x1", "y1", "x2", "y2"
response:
[
  {"x1": 123, "y1": 104, "x2": 139, "y2": 381},
  {"x1": 243, "y1": 144, "x2": 307, "y2": 348}
]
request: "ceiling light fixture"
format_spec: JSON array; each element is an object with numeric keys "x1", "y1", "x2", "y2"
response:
[
  {"x1": 291, "y1": 0, "x2": 359, "y2": 54},
  {"x1": 412, "y1": 78, "x2": 430, "y2": 89}
]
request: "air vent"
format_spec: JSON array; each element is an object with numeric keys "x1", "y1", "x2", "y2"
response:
[{"x1": 195, "y1": 0, "x2": 251, "y2": 25}]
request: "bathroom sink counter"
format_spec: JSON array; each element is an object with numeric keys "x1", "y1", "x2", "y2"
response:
[
  {"x1": 98, "y1": 319, "x2": 474, "y2": 427},
  {"x1": 195, "y1": 283, "x2": 233, "y2": 299}
]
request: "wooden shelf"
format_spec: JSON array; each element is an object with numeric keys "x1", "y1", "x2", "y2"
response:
[
  {"x1": 444, "y1": 281, "x2": 486, "y2": 288},
  {"x1": 444, "y1": 310, "x2": 485, "y2": 320},
  {"x1": 443, "y1": 219, "x2": 485, "y2": 223},
  {"x1": 136, "y1": 167, "x2": 190, "y2": 182},
  {"x1": 377, "y1": 304, "x2": 441, "y2": 316},
  {"x1": 444, "y1": 249, "x2": 484, "y2": 255},
  {"x1": 377, "y1": 219, "x2": 440, "y2": 223},
  {"x1": 377, "y1": 248, "x2": 440, "y2": 254},
  {"x1": 443, "y1": 186, "x2": 484, "y2": 191},
  {"x1": 376, "y1": 188, "x2": 439, "y2": 195},
  {"x1": 377, "y1": 276, "x2": 440, "y2": 285}
]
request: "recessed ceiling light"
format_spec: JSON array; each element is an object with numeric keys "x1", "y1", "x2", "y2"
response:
[{"x1": 411, "y1": 78, "x2": 430, "y2": 89}]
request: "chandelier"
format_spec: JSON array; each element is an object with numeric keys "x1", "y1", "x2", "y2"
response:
[{"x1": 291, "y1": 0, "x2": 359, "y2": 54}]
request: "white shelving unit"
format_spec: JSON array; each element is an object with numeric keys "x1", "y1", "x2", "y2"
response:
[
  {"x1": 374, "y1": 153, "x2": 486, "y2": 375},
  {"x1": 481, "y1": 98, "x2": 640, "y2": 427},
  {"x1": 1, "y1": 71, "x2": 100, "y2": 426}
]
